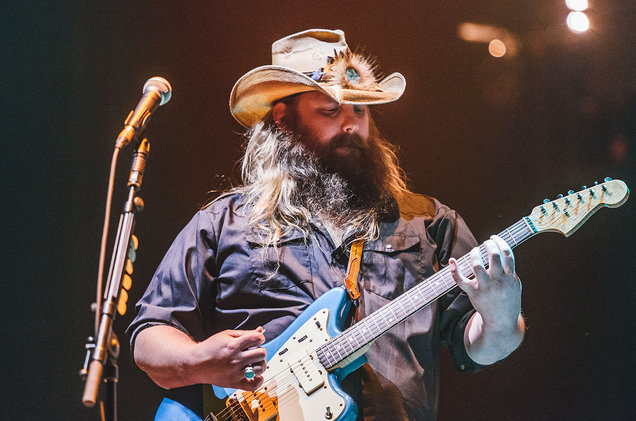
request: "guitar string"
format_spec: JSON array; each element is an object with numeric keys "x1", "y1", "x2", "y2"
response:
[
  {"x1": 214, "y1": 219, "x2": 534, "y2": 414},
  {"x1": 211, "y1": 210, "x2": 569, "y2": 418},
  {"x1": 212, "y1": 352, "x2": 326, "y2": 420},
  {"x1": 211, "y1": 225, "x2": 531, "y2": 419}
]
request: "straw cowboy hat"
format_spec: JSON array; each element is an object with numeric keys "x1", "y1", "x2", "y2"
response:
[{"x1": 229, "y1": 29, "x2": 406, "y2": 127}]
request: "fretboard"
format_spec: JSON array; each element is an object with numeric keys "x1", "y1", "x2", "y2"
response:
[{"x1": 316, "y1": 217, "x2": 536, "y2": 369}]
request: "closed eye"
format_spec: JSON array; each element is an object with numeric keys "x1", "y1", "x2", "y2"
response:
[{"x1": 353, "y1": 105, "x2": 367, "y2": 114}]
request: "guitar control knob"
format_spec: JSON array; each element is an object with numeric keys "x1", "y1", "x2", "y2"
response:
[{"x1": 325, "y1": 406, "x2": 333, "y2": 419}]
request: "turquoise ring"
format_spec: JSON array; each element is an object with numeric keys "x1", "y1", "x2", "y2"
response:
[{"x1": 244, "y1": 366, "x2": 255, "y2": 380}]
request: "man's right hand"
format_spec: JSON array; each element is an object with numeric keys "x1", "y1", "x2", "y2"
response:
[
  {"x1": 133, "y1": 325, "x2": 267, "y2": 390},
  {"x1": 188, "y1": 328, "x2": 267, "y2": 390}
]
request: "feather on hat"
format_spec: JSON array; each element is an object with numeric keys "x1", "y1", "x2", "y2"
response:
[{"x1": 229, "y1": 29, "x2": 406, "y2": 127}]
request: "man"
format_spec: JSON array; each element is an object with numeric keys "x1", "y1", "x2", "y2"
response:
[{"x1": 128, "y1": 29, "x2": 525, "y2": 420}]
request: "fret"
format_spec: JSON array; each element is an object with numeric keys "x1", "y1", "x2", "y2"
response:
[
  {"x1": 395, "y1": 296, "x2": 412, "y2": 317},
  {"x1": 383, "y1": 306, "x2": 397, "y2": 325},
  {"x1": 458, "y1": 256, "x2": 473, "y2": 279},
  {"x1": 359, "y1": 322, "x2": 373, "y2": 342},
  {"x1": 427, "y1": 275, "x2": 440, "y2": 295},
  {"x1": 345, "y1": 330, "x2": 361, "y2": 349},
  {"x1": 389, "y1": 301, "x2": 407, "y2": 320},
  {"x1": 405, "y1": 289, "x2": 419, "y2": 308},
  {"x1": 439, "y1": 270, "x2": 455, "y2": 289},
  {"x1": 418, "y1": 278, "x2": 437, "y2": 302},
  {"x1": 331, "y1": 339, "x2": 345, "y2": 361},
  {"x1": 338, "y1": 334, "x2": 354, "y2": 354}
]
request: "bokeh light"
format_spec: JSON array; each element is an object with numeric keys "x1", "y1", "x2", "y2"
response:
[
  {"x1": 566, "y1": 0, "x2": 588, "y2": 11},
  {"x1": 567, "y1": 11, "x2": 590, "y2": 32},
  {"x1": 488, "y1": 39, "x2": 507, "y2": 57}
]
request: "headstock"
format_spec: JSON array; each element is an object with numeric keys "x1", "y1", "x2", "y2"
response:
[{"x1": 527, "y1": 178, "x2": 629, "y2": 237}]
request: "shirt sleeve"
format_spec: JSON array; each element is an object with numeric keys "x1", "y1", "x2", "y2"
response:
[
  {"x1": 126, "y1": 210, "x2": 218, "y2": 354},
  {"x1": 431, "y1": 205, "x2": 486, "y2": 372}
]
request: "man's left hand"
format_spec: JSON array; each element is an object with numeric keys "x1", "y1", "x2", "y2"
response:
[{"x1": 449, "y1": 235, "x2": 522, "y2": 333}]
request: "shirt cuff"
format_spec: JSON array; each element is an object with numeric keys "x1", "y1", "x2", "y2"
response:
[{"x1": 450, "y1": 309, "x2": 487, "y2": 373}]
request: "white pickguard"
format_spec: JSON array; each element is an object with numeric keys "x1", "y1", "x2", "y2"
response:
[{"x1": 227, "y1": 308, "x2": 346, "y2": 421}]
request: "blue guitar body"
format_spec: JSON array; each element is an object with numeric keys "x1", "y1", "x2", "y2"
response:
[{"x1": 155, "y1": 287, "x2": 364, "y2": 421}]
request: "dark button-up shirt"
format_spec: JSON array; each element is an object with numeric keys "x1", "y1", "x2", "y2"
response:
[{"x1": 128, "y1": 192, "x2": 481, "y2": 420}]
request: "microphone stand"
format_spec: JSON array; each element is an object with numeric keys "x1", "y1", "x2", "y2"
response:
[{"x1": 81, "y1": 138, "x2": 150, "y2": 420}]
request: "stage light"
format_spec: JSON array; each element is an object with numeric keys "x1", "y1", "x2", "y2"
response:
[
  {"x1": 567, "y1": 11, "x2": 590, "y2": 32},
  {"x1": 566, "y1": 0, "x2": 588, "y2": 11},
  {"x1": 457, "y1": 23, "x2": 519, "y2": 57},
  {"x1": 489, "y1": 39, "x2": 507, "y2": 57}
]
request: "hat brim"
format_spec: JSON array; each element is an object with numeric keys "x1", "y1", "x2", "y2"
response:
[{"x1": 229, "y1": 66, "x2": 406, "y2": 127}]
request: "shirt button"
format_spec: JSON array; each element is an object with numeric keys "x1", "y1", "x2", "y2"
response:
[{"x1": 385, "y1": 244, "x2": 393, "y2": 251}]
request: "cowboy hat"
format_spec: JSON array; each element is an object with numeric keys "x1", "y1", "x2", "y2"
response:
[{"x1": 229, "y1": 29, "x2": 406, "y2": 127}]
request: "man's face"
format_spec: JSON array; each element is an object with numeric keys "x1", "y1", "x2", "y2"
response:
[{"x1": 288, "y1": 91, "x2": 370, "y2": 159}]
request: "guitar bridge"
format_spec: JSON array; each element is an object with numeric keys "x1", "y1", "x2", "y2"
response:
[{"x1": 223, "y1": 390, "x2": 278, "y2": 421}]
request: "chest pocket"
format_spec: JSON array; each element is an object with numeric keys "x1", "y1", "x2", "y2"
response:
[
  {"x1": 246, "y1": 230, "x2": 312, "y2": 291},
  {"x1": 361, "y1": 234, "x2": 422, "y2": 299}
]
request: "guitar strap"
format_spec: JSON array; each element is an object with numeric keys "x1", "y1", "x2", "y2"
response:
[{"x1": 344, "y1": 239, "x2": 364, "y2": 300}]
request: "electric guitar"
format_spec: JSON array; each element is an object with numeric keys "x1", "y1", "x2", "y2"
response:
[{"x1": 155, "y1": 179, "x2": 629, "y2": 421}]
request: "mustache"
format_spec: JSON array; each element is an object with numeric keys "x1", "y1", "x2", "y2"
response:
[{"x1": 328, "y1": 133, "x2": 365, "y2": 151}]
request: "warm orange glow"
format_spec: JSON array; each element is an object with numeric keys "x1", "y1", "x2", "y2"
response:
[
  {"x1": 489, "y1": 39, "x2": 507, "y2": 57},
  {"x1": 457, "y1": 22, "x2": 518, "y2": 57}
]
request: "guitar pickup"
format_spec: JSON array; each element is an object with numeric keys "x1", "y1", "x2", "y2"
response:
[{"x1": 288, "y1": 353, "x2": 324, "y2": 395}]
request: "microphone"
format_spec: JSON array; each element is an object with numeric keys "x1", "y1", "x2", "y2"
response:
[{"x1": 115, "y1": 77, "x2": 172, "y2": 149}]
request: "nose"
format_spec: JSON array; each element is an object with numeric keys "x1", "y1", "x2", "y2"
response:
[{"x1": 341, "y1": 107, "x2": 359, "y2": 134}]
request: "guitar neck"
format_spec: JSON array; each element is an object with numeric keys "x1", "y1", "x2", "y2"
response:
[{"x1": 316, "y1": 217, "x2": 537, "y2": 370}]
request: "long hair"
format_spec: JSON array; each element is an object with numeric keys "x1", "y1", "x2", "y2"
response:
[{"x1": 216, "y1": 110, "x2": 411, "y2": 249}]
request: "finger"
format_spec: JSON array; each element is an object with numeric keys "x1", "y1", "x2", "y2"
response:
[
  {"x1": 242, "y1": 347, "x2": 267, "y2": 364},
  {"x1": 449, "y1": 258, "x2": 473, "y2": 292},
  {"x1": 483, "y1": 239, "x2": 503, "y2": 276},
  {"x1": 248, "y1": 360, "x2": 267, "y2": 376},
  {"x1": 491, "y1": 235, "x2": 515, "y2": 275},
  {"x1": 470, "y1": 246, "x2": 488, "y2": 281},
  {"x1": 226, "y1": 328, "x2": 264, "y2": 338},
  {"x1": 233, "y1": 331, "x2": 266, "y2": 351}
]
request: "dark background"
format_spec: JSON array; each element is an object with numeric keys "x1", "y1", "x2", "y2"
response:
[{"x1": 3, "y1": 1, "x2": 635, "y2": 420}]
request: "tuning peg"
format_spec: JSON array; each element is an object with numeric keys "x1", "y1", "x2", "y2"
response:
[
  {"x1": 557, "y1": 194, "x2": 564, "y2": 198},
  {"x1": 568, "y1": 190, "x2": 575, "y2": 195},
  {"x1": 604, "y1": 177, "x2": 612, "y2": 182},
  {"x1": 581, "y1": 185, "x2": 587, "y2": 190},
  {"x1": 594, "y1": 181, "x2": 598, "y2": 185},
  {"x1": 543, "y1": 198, "x2": 550, "y2": 204}
]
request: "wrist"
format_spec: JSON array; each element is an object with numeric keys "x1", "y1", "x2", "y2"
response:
[
  {"x1": 465, "y1": 312, "x2": 525, "y2": 365},
  {"x1": 481, "y1": 311, "x2": 524, "y2": 335}
]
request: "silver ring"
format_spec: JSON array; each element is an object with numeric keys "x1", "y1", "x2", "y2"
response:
[{"x1": 244, "y1": 366, "x2": 255, "y2": 380}]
